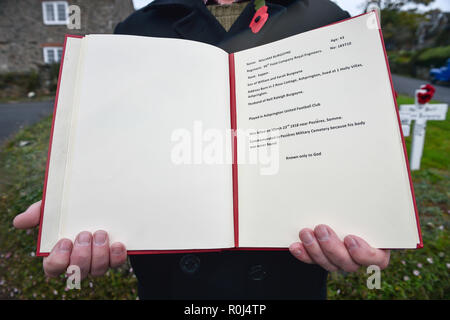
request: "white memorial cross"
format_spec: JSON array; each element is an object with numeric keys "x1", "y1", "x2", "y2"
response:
[{"x1": 399, "y1": 88, "x2": 447, "y2": 170}]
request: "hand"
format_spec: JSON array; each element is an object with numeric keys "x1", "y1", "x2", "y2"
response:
[
  {"x1": 13, "y1": 201, "x2": 127, "y2": 279},
  {"x1": 289, "y1": 224, "x2": 390, "y2": 272}
]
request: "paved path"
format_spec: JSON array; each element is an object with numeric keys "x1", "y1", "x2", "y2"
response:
[
  {"x1": 391, "y1": 74, "x2": 450, "y2": 104},
  {"x1": 0, "y1": 100, "x2": 54, "y2": 146}
]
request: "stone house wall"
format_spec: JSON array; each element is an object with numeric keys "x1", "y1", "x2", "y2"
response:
[{"x1": 0, "y1": 0, "x2": 134, "y2": 73}]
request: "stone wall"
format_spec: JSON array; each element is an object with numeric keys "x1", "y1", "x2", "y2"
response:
[{"x1": 0, "y1": 0, "x2": 134, "y2": 73}]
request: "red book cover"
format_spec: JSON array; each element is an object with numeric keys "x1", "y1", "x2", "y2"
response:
[{"x1": 36, "y1": 12, "x2": 422, "y2": 256}]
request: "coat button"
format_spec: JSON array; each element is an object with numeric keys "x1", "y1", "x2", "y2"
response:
[
  {"x1": 248, "y1": 264, "x2": 267, "y2": 281},
  {"x1": 179, "y1": 254, "x2": 200, "y2": 275}
]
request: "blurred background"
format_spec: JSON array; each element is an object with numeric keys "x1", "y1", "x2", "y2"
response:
[{"x1": 0, "y1": 0, "x2": 448, "y2": 300}]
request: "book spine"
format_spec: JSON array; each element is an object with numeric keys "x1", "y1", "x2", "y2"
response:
[{"x1": 229, "y1": 53, "x2": 239, "y2": 248}]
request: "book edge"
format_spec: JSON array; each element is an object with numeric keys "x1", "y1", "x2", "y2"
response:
[
  {"x1": 374, "y1": 12, "x2": 423, "y2": 249},
  {"x1": 36, "y1": 34, "x2": 84, "y2": 257}
]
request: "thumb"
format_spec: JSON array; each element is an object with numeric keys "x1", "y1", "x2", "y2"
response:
[{"x1": 13, "y1": 200, "x2": 42, "y2": 229}]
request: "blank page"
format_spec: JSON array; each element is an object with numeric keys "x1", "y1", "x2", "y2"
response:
[{"x1": 42, "y1": 35, "x2": 234, "y2": 252}]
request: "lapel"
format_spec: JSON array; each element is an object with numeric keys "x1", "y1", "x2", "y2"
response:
[
  {"x1": 146, "y1": 0, "x2": 292, "y2": 50},
  {"x1": 148, "y1": 0, "x2": 227, "y2": 44}
]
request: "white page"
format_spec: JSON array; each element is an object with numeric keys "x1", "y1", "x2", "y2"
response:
[
  {"x1": 49, "y1": 35, "x2": 234, "y2": 251},
  {"x1": 40, "y1": 37, "x2": 82, "y2": 253},
  {"x1": 234, "y1": 13, "x2": 420, "y2": 249}
]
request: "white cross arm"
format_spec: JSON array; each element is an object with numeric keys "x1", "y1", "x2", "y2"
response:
[{"x1": 399, "y1": 104, "x2": 448, "y2": 121}]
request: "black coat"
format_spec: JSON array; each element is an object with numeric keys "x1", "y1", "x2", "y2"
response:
[{"x1": 115, "y1": 0, "x2": 350, "y2": 300}]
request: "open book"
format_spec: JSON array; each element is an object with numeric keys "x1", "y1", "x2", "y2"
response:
[{"x1": 37, "y1": 12, "x2": 422, "y2": 256}]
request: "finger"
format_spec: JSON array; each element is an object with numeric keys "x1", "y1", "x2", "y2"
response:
[
  {"x1": 70, "y1": 231, "x2": 92, "y2": 279},
  {"x1": 13, "y1": 201, "x2": 42, "y2": 229},
  {"x1": 299, "y1": 229, "x2": 339, "y2": 272},
  {"x1": 289, "y1": 242, "x2": 314, "y2": 264},
  {"x1": 344, "y1": 235, "x2": 390, "y2": 269},
  {"x1": 43, "y1": 238, "x2": 73, "y2": 278},
  {"x1": 314, "y1": 225, "x2": 360, "y2": 272},
  {"x1": 109, "y1": 242, "x2": 127, "y2": 268},
  {"x1": 91, "y1": 230, "x2": 110, "y2": 277}
]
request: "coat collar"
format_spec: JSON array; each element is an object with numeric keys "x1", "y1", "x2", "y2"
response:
[{"x1": 144, "y1": 0, "x2": 297, "y2": 50}]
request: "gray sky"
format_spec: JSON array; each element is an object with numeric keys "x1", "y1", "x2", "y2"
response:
[
  {"x1": 132, "y1": 0, "x2": 153, "y2": 9},
  {"x1": 133, "y1": 0, "x2": 450, "y2": 13},
  {"x1": 332, "y1": 0, "x2": 450, "y2": 16}
]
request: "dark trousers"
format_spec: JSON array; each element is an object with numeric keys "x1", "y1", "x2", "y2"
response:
[{"x1": 130, "y1": 251, "x2": 328, "y2": 300}]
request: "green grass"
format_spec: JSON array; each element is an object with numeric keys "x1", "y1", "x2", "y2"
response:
[
  {"x1": 0, "y1": 116, "x2": 137, "y2": 299},
  {"x1": 0, "y1": 95, "x2": 448, "y2": 299},
  {"x1": 0, "y1": 95, "x2": 54, "y2": 104}
]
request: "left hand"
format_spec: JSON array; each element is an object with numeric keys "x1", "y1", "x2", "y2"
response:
[{"x1": 289, "y1": 224, "x2": 390, "y2": 272}]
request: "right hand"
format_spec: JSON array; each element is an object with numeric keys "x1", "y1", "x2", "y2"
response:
[{"x1": 13, "y1": 201, "x2": 127, "y2": 279}]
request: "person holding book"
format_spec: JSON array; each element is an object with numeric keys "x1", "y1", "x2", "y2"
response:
[{"x1": 13, "y1": 0, "x2": 392, "y2": 299}]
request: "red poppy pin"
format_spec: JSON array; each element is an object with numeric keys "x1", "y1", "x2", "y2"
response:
[
  {"x1": 249, "y1": 0, "x2": 268, "y2": 33},
  {"x1": 416, "y1": 84, "x2": 436, "y2": 104}
]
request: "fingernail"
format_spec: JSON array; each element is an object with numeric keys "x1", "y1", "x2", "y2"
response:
[
  {"x1": 300, "y1": 231, "x2": 314, "y2": 245},
  {"x1": 292, "y1": 248, "x2": 302, "y2": 257},
  {"x1": 58, "y1": 239, "x2": 72, "y2": 252},
  {"x1": 94, "y1": 231, "x2": 107, "y2": 246},
  {"x1": 345, "y1": 236, "x2": 359, "y2": 250},
  {"x1": 111, "y1": 244, "x2": 123, "y2": 255},
  {"x1": 76, "y1": 232, "x2": 91, "y2": 246},
  {"x1": 316, "y1": 225, "x2": 329, "y2": 241},
  {"x1": 289, "y1": 244, "x2": 302, "y2": 257}
]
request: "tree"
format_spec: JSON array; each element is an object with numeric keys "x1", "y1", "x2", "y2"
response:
[
  {"x1": 377, "y1": 0, "x2": 439, "y2": 50},
  {"x1": 381, "y1": 0, "x2": 435, "y2": 9}
]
